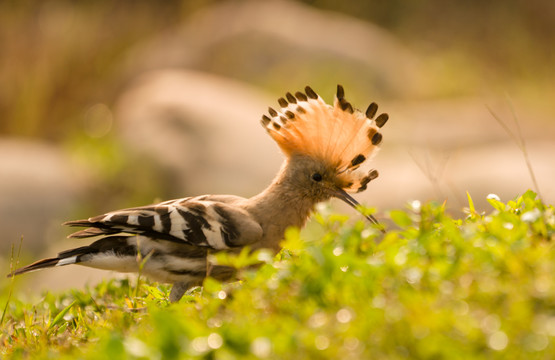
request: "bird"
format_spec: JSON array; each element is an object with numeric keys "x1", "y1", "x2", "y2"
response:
[{"x1": 7, "y1": 85, "x2": 389, "y2": 302}]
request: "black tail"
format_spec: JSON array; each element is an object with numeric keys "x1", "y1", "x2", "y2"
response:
[
  {"x1": 6, "y1": 236, "x2": 135, "y2": 278},
  {"x1": 7, "y1": 257, "x2": 63, "y2": 277}
]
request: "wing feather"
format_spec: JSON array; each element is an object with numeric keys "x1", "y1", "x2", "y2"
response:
[{"x1": 64, "y1": 196, "x2": 262, "y2": 250}]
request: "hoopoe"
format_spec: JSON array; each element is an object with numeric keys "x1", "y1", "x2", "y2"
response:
[{"x1": 8, "y1": 85, "x2": 389, "y2": 302}]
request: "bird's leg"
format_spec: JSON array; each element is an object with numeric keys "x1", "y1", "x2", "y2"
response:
[
  {"x1": 205, "y1": 249, "x2": 213, "y2": 278},
  {"x1": 169, "y1": 282, "x2": 189, "y2": 303}
]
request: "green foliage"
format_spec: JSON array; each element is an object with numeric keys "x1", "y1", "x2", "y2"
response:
[{"x1": 2, "y1": 191, "x2": 555, "y2": 359}]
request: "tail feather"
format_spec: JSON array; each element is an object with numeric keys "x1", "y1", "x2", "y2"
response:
[
  {"x1": 58, "y1": 245, "x2": 98, "y2": 258},
  {"x1": 7, "y1": 257, "x2": 69, "y2": 277},
  {"x1": 67, "y1": 227, "x2": 122, "y2": 239},
  {"x1": 63, "y1": 219, "x2": 93, "y2": 227},
  {"x1": 6, "y1": 236, "x2": 135, "y2": 278},
  {"x1": 64, "y1": 219, "x2": 119, "y2": 239}
]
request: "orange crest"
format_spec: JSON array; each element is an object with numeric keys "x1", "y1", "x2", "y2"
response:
[{"x1": 261, "y1": 85, "x2": 388, "y2": 193}]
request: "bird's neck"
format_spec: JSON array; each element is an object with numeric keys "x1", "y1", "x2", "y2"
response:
[{"x1": 243, "y1": 159, "x2": 318, "y2": 250}]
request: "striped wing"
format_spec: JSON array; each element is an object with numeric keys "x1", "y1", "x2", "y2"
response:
[{"x1": 64, "y1": 196, "x2": 262, "y2": 250}]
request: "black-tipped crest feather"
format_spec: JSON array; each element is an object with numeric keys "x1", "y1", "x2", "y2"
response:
[{"x1": 262, "y1": 85, "x2": 387, "y2": 194}]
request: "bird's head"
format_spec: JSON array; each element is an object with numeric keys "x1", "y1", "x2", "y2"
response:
[{"x1": 261, "y1": 85, "x2": 388, "y2": 228}]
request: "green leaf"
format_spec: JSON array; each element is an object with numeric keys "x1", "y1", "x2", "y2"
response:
[
  {"x1": 487, "y1": 193, "x2": 505, "y2": 212},
  {"x1": 210, "y1": 246, "x2": 264, "y2": 269},
  {"x1": 389, "y1": 210, "x2": 412, "y2": 227},
  {"x1": 280, "y1": 226, "x2": 305, "y2": 252},
  {"x1": 142, "y1": 284, "x2": 166, "y2": 299},
  {"x1": 48, "y1": 300, "x2": 76, "y2": 331},
  {"x1": 467, "y1": 191, "x2": 476, "y2": 213}
]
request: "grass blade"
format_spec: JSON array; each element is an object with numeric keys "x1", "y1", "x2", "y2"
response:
[
  {"x1": 487, "y1": 99, "x2": 542, "y2": 199},
  {"x1": 1, "y1": 237, "x2": 23, "y2": 326},
  {"x1": 48, "y1": 300, "x2": 77, "y2": 331}
]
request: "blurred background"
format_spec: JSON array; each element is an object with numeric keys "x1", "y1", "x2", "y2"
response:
[{"x1": 1, "y1": 0, "x2": 554, "y2": 297}]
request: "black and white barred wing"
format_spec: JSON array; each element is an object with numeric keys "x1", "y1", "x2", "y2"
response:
[{"x1": 65, "y1": 197, "x2": 262, "y2": 250}]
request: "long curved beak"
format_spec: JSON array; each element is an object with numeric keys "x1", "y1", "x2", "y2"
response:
[{"x1": 332, "y1": 187, "x2": 385, "y2": 233}]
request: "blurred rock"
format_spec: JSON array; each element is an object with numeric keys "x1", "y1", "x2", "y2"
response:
[
  {"x1": 115, "y1": 69, "x2": 282, "y2": 198},
  {"x1": 0, "y1": 138, "x2": 83, "y2": 255},
  {"x1": 122, "y1": 0, "x2": 424, "y2": 98}
]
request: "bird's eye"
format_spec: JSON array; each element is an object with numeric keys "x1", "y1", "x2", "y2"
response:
[{"x1": 311, "y1": 173, "x2": 323, "y2": 182}]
